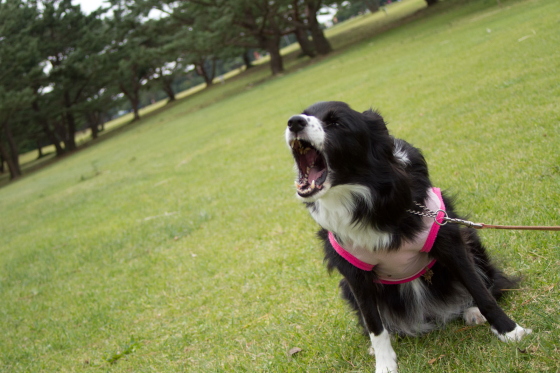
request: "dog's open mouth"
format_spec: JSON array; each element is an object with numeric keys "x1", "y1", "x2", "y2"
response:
[{"x1": 290, "y1": 139, "x2": 328, "y2": 197}]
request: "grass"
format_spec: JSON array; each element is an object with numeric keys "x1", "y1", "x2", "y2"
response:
[{"x1": 1, "y1": 0, "x2": 559, "y2": 371}]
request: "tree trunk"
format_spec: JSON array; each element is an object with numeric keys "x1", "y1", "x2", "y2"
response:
[
  {"x1": 292, "y1": 0, "x2": 316, "y2": 58},
  {"x1": 306, "y1": 1, "x2": 332, "y2": 55},
  {"x1": 425, "y1": 0, "x2": 438, "y2": 6},
  {"x1": 268, "y1": 45, "x2": 284, "y2": 75},
  {"x1": 235, "y1": 5, "x2": 285, "y2": 76},
  {"x1": 91, "y1": 122, "x2": 99, "y2": 139},
  {"x1": 0, "y1": 141, "x2": 19, "y2": 179},
  {"x1": 196, "y1": 61, "x2": 216, "y2": 88},
  {"x1": 32, "y1": 101, "x2": 65, "y2": 156},
  {"x1": 294, "y1": 25, "x2": 316, "y2": 58},
  {"x1": 44, "y1": 120, "x2": 65, "y2": 155},
  {"x1": 132, "y1": 99, "x2": 140, "y2": 121},
  {"x1": 64, "y1": 112, "x2": 77, "y2": 151},
  {"x1": 242, "y1": 50, "x2": 254, "y2": 69},
  {"x1": 36, "y1": 138, "x2": 44, "y2": 159},
  {"x1": 87, "y1": 112, "x2": 100, "y2": 139},
  {"x1": 63, "y1": 92, "x2": 77, "y2": 151},
  {"x1": 120, "y1": 83, "x2": 141, "y2": 121},
  {"x1": 261, "y1": 34, "x2": 284, "y2": 75},
  {"x1": 364, "y1": 0, "x2": 381, "y2": 13},
  {"x1": 162, "y1": 81, "x2": 176, "y2": 103},
  {"x1": 196, "y1": 61, "x2": 212, "y2": 88},
  {"x1": 0, "y1": 121, "x2": 22, "y2": 180},
  {"x1": 4, "y1": 122, "x2": 20, "y2": 171}
]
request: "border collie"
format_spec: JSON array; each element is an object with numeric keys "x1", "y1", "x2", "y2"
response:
[{"x1": 285, "y1": 101, "x2": 531, "y2": 373}]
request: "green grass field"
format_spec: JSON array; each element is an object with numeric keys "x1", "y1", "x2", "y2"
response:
[{"x1": 1, "y1": 0, "x2": 559, "y2": 371}]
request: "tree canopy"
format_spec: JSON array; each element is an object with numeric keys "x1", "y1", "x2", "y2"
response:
[{"x1": 0, "y1": 0, "x2": 427, "y2": 180}]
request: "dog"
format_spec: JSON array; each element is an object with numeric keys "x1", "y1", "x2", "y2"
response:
[{"x1": 285, "y1": 101, "x2": 531, "y2": 373}]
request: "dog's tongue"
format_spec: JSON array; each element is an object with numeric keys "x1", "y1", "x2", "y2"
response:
[{"x1": 309, "y1": 166, "x2": 324, "y2": 182}]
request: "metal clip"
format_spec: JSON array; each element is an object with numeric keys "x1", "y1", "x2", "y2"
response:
[
  {"x1": 446, "y1": 218, "x2": 484, "y2": 229},
  {"x1": 434, "y1": 209, "x2": 448, "y2": 226},
  {"x1": 408, "y1": 203, "x2": 484, "y2": 229}
]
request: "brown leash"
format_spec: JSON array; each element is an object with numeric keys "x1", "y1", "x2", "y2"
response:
[
  {"x1": 407, "y1": 203, "x2": 560, "y2": 231},
  {"x1": 474, "y1": 224, "x2": 560, "y2": 231}
]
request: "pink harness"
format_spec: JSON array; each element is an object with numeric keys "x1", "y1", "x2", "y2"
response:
[{"x1": 328, "y1": 188, "x2": 446, "y2": 284}]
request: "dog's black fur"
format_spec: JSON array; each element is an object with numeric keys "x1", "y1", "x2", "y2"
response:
[{"x1": 285, "y1": 101, "x2": 530, "y2": 372}]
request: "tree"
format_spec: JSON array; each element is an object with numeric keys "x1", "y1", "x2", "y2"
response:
[
  {"x1": 0, "y1": 87, "x2": 34, "y2": 180},
  {"x1": 105, "y1": 6, "x2": 155, "y2": 121},
  {"x1": 364, "y1": 0, "x2": 381, "y2": 13},
  {"x1": 30, "y1": 89, "x2": 66, "y2": 157},
  {"x1": 140, "y1": 0, "x2": 245, "y2": 87},
  {"x1": 138, "y1": 0, "x2": 331, "y2": 76},
  {"x1": 223, "y1": 0, "x2": 331, "y2": 72},
  {"x1": 290, "y1": 0, "x2": 317, "y2": 58},
  {"x1": 330, "y1": 0, "x2": 393, "y2": 22},
  {"x1": 35, "y1": 0, "x2": 108, "y2": 151},
  {"x1": 0, "y1": 0, "x2": 44, "y2": 178},
  {"x1": 140, "y1": 18, "x2": 187, "y2": 101},
  {"x1": 170, "y1": 10, "x2": 224, "y2": 88},
  {"x1": 224, "y1": 0, "x2": 295, "y2": 75},
  {"x1": 303, "y1": 0, "x2": 332, "y2": 55}
]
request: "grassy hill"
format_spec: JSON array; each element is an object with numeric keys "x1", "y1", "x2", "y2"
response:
[{"x1": 1, "y1": 0, "x2": 558, "y2": 371}]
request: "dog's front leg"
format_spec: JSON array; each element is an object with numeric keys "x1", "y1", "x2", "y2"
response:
[
  {"x1": 435, "y1": 235, "x2": 531, "y2": 342},
  {"x1": 343, "y1": 277, "x2": 398, "y2": 373},
  {"x1": 369, "y1": 329, "x2": 398, "y2": 373}
]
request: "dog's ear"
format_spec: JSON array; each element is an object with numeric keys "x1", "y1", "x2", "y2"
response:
[
  {"x1": 362, "y1": 108, "x2": 383, "y2": 120},
  {"x1": 362, "y1": 109, "x2": 389, "y2": 134}
]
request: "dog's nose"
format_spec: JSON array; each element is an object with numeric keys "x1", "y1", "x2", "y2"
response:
[{"x1": 287, "y1": 115, "x2": 307, "y2": 133}]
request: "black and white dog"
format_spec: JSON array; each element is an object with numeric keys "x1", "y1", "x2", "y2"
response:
[{"x1": 285, "y1": 101, "x2": 531, "y2": 373}]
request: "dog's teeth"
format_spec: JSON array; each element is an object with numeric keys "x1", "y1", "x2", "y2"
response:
[{"x1": 310, "y1": 180, "x2": 316, "y2": 190}]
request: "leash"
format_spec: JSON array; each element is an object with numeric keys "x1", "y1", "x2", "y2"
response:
[{"x1": 407, "y1": 202, "x2": 560, "y2": 231}]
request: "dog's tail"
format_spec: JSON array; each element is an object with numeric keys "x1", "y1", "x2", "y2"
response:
[
  {"x1": 489, "y1": 268, "x2": 520, "y2": 301},
  {"x1": 466, "y1": 228, "x2": 521, "y2": 301}
]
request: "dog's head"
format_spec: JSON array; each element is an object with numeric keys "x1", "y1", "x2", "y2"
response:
[{"x1": 285, "y1": 101, "x2": 394, "y2": 202}]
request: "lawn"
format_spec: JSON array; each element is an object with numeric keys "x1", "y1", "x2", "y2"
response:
[{"x1": 1, "y1": 0, "x2": 559, "y2": 371}]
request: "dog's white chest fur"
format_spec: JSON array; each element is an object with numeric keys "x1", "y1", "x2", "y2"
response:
[{"x1": 309, "y1": 184, "x2": 392, "y2": 251}]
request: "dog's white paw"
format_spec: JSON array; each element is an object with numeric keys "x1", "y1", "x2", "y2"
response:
[
  {"x1": 369, "y1": 348, "x2": 398, "y2": 373},
  {"x1": 492, "y1": 324, "x2": 532, "y2": 342},
  {"x1": 463, "y1": 307, "x2": 487, "y2": 325},
  {"x1": 369, "y1": 330, "x2": 398, "y2": 373},
  {"x1": 375, "y1": 358, "x2": 398, "y2": 373}
]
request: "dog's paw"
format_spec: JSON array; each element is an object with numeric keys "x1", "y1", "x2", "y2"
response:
[
  {"x1": 368, "y1": 348, "x2": 398, "y2": 373},
  {"x1": 492, "y1": 324, "x2": 532, "y2": 342},
  {"x1": 463, "y1": 307, "x2": 487, "y2": 325},
  {"x1": 373, "y1": 354, "x2": 398, "y2": 373},
  {"x1": 369, "y1": 330, "x2": 398, "y2": 373}
]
